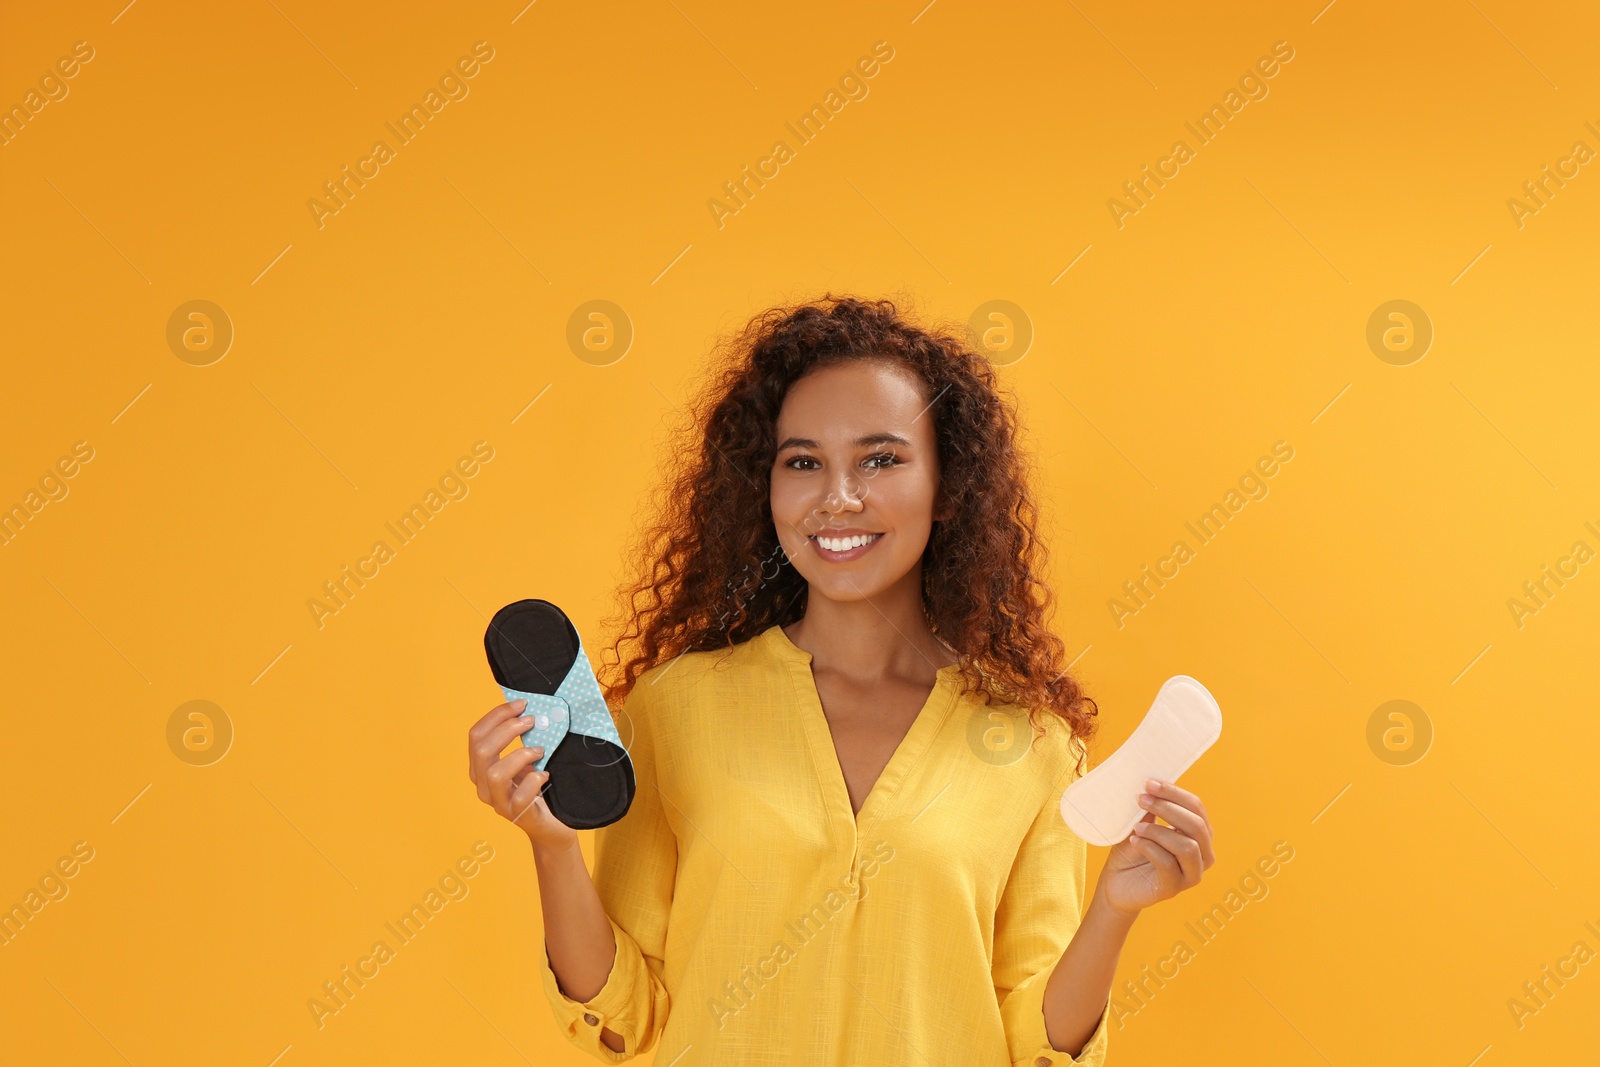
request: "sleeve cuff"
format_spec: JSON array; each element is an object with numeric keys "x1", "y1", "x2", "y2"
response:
[
  {"x1": 1034, "y1": 996, "x2": 1112, "y2": 1067},
  {"x1": 1002, "y1": 960, "x2": 1114, "y2": 1067},
  {"x1": 537, "y1": 917, "x2": 652, "y2": 1062}
]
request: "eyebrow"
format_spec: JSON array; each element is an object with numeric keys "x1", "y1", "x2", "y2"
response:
[{"x1": 775, "y1": 432, "x2": 911, "y2": 451}]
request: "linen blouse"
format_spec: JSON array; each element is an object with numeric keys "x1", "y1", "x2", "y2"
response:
[{"x1": 536, "y1": 622, "x2": 1113, "y2": 1066}]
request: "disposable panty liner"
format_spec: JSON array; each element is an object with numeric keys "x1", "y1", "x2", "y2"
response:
[
  {"x1": 484, "y1": 599, "x2": 636, "y2": 830},
  {"x1": 1060, "y1": 675, "x2": 1222, "y2": 846}
]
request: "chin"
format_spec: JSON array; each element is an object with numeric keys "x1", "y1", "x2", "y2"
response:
[{"x1": 813, "y1": 572, "x2": 896, "y2": 602}]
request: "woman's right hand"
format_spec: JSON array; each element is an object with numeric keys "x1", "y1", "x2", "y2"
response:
[{"x1": 468, "y1": 699, "x2": 579, "y2": 851}]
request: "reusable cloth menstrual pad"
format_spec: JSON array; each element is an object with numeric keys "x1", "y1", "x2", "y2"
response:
[{"x1": 484, "y1": 599, "x2": 636, "y2": 830}]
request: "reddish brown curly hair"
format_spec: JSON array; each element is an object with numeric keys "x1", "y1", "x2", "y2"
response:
[{"x1": 596, "y1": 294, "x2": 1097, "y2": 753}]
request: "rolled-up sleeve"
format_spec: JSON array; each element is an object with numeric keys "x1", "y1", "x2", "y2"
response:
[
  {"x1": 536, "y1": 676, "x2": 676, "y2": 1062},
  {"x1": 993, "y1": 740, "x2": 1112, "y2": 1067}
]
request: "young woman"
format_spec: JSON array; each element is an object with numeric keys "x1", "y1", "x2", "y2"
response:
[{"x1": 467, "y1": 296, "x2": 1216, "y2": 1065}]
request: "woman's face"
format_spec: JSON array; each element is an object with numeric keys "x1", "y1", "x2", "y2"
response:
[{"x1": 770, "y1": 358, "x2": 944, "y2": 605}]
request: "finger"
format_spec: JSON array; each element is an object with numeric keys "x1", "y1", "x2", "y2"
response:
[
  {"x1": 469, "y1": 699, "x2": 527, "y2": 745},
  {"x1": 1113, "y1": 812, "x2": 1157, "y2": 855},
  {"x1": 1134, "y1": 823, "x2": 1203, "y2": 886},
  {"x1": 486, "y1": 746, "x2": 543, "y2": 812},
  {"x1": 472, "y1": 714, "x2": 535, "y2": 785},
  {"x1": 1145, "y1": 779, "x2": 1207, "y2": 822},
  {"x1": 1130, "y1": 825, "x2": 1182, "y2": 879},
  {"x1": 1127, "y1": 836, "x2": 1176, "y2": 896},
  {"x1": 1141, "y1": 795, "x2": 1208, "y2": 841},
  {"x1": 506, "y1": 770, "x2": 552, "y2": 829},
  {"x1": 490, "y1": 712, "x2": 535, "y2": 753},
  {"x1": 475, "y1": 731, "x2": 531, "y2": 803},
  {"x1": 486, "y1": 743, "x2": 542, "y2": 786},
  {"x1": 509, "y1": 760, "x2": 536, "y2": 791},
  {"x1": 489, "y1": 750, "x2": 542, "y2": 818},
  {"x1": 469, "y1": 700, "x2": 527, "y2": 786},
  {"x1": 1143, "y1": 784, "x2": 1215, "y2": 867}
]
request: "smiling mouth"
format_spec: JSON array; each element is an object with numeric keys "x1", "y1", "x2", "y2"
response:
[{"x1": 809, "y1": 532, "x2": 884, "y2": 556}]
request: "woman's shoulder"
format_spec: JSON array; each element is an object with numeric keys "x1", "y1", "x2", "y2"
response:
[
  {"x1": 628, "y1": 625, "x2": 788, "y2": 708},
  {"x1": 950, "y1": 678, "x2": 1090, "y2": 783}
]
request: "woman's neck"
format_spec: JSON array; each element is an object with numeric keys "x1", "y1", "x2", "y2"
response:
[{"x1": 782, "y1": 579, "x2": 957, "y2": 684}]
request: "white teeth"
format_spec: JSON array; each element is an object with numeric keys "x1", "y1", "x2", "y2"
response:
[{"x1": 815, "y1": 533, "x2": 880, "y2": 552}]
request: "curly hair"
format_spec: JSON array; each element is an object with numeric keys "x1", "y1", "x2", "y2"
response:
[{"x1": 596, "y1": 294, "x2": 1097, "y2": 755}]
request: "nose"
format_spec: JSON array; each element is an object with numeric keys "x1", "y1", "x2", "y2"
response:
[{"x1": 819, "y1": 466, "x2": 866, "y2": 517}]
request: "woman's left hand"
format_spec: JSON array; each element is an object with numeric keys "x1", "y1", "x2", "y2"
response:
[{"x1": 1094, "y1": 779, "x2": 1215, "y2": 917}]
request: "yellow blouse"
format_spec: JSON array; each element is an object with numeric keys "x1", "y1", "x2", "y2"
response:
[{"x1": 537, "y1": 622, "x2": 1113, "y2": 1066}]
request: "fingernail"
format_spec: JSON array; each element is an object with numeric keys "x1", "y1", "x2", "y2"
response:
[
  {"x1": 513, "y1": 698, "x2": 526, "y2": 709},
  {"x1": 1146, "y1": 779, "x2": 1161, "y2": 791},
  {"x1": 1138, "y1": 794, "x2": 1152, "y2": 807}
]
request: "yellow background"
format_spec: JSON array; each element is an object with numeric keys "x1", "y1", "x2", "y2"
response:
[{"x1": 3, "y1": 1, "x2": 1596, "y2": 1064}]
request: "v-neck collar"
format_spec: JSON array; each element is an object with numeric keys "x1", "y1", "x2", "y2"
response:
[{"x1": 761, "y1": 623, "x2": 962, "y2": 840}]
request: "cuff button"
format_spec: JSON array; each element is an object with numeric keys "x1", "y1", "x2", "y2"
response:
[
  {"x1": 583, "y1": 1013, "x2": 599, "y2": 1026},
  {"x1": 1034, "y1": 1058, "x2": 1053, "y2": 1067}
]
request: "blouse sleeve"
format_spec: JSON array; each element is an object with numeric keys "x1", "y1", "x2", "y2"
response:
[
  {"x1": 536, "y1": 676, "x2": 676, "y2": 1062},
  {"x1": 993, "y1": 736, "x2": 1113, "y2": 1067}
]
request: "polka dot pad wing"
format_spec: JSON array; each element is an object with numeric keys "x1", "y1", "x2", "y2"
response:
[{"x1": 499, "y1": 641, "x2": 621, "y2": 773}]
